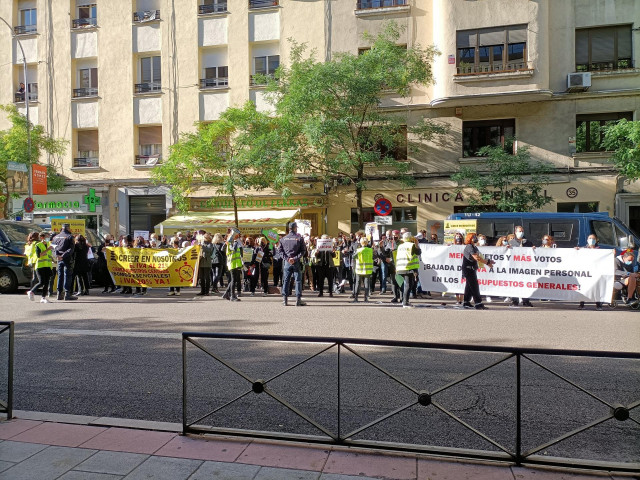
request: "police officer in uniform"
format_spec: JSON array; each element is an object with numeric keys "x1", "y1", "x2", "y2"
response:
[
  {"x1": 51, "y1": 223, "x2": 77, "y2": 301},
  {"x1": 278, "y1": 222, "x2": 307, "y2": 306}
]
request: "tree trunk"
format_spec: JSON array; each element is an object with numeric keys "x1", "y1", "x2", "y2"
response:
[
  {"x1": 231, "y1": 189, "x2": 239, "y2": 228},
  {"x1": 356, "y1": 165, "x2": 364, "y2": 230}
]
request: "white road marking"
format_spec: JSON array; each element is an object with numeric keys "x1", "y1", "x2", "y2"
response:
[{"x1": 40, "y1": 328, "x2": 180, "y2": 339}]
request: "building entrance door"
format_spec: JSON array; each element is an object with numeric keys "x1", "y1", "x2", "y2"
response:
[{"x1": 129, "y1": 195, "x2": 166, "y2": 234}]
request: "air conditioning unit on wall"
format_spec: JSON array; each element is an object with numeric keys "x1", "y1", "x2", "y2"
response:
[{"x1": 567, "y1": 72, "x2": 591, "y2": 92}]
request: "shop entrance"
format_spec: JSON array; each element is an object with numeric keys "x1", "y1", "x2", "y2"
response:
[{"x1": 129, "y1": 195, "x2": 167, "y2": 234}]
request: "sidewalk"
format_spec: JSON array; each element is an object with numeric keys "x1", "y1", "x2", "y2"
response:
[{"x1": 0, "y1": 412, "x2": 632, "y2": 480}]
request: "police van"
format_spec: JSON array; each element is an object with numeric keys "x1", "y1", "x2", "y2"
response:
[
  {"x1": 446, "y1": 212, "x2": 639, "y2": 252},
  {"x1": 0, "y1": 220, "x2": 43, "y2": 294}
]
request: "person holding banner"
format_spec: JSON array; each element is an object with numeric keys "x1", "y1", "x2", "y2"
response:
[
  {"x1": 396, "y1": 232, "x2": 421, "y2": 308},
  {"x1": 509, "y1": 226, "x2": 534, "y2": 308},
  {"x1": 614, "y1": 249, "x2": 639, "y2": 307},
  {"x1": 577, "y1": 234, "x2": 603, "y2": 310},
  {"x1": 222, "y1": 228, "x2": 243, "y2": 302},
  {"x1": 462, "y1": 232, "x2": 494, "y2": 310}
]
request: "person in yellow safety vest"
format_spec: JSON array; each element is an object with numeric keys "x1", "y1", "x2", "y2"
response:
[
  {"x1": 24, "y1": 231, "x2": 40, "y2": 290},
  {"x1": 26, "y1": 232, "x2": 54, "y2": 303},
  {"x1": 395, "y1": 231, "x2": 422, "y2": 308},
  {"x1": 352, "y1": 237, "x2": 373, "y2": 303},
  {"x1": 222, "y1": 227, "x2": 243, "y2": 302}
]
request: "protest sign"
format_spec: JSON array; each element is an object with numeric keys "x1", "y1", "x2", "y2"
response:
[
  {"x1": 418, "y1": 245, "x2": 614, "y2": 303},
  {"x1": 134, "y1": 230, "x2": 150, "y2": 241},
  {"x1": 51, "y1": 218, "x2": 86, "y2": 236},
  {"x1": 444, "y1": 220, "x2": 476, "y2": 245},
  {"x1": 242, "y1": 247, "x2": 254, "y2": 262},
  {"x1": 316, "y1": 238, "x2": 333, "y2": 252},
  {"x1": 262, "y1": 228, "x2": 279, "y2": 244},
  {"x1": 106, "y1": 246, "x2": 200, "y2": 288},
  {"x1": 365, "y1": 222, "x2": 380, "y2": 242}
]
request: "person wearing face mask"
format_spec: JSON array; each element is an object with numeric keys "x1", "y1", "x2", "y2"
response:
[
  {"x1": 461, "y1": 232, "x2": 494, "y2": 310},
  {"x1": 575, "y1": 234, "x2": 603, "y2": 310},
  {"x1": 477, "y1": 234, "x2": 488, "y2": 247},
  {"x1": 614, "y1": 250, "x2": 639, "y2": 307},
  {"x1": 386, "y1": 230, "x2": 402, "y2": 303},
  {"x1": 540, "y1": 234, "x2": 556, "y2": 248},
  {"x1": 495, "y1": 236, "x2": 509, "y2": 247},
  {"x1": 509, "y1": 226, "x2": 534, "y2": 307}
]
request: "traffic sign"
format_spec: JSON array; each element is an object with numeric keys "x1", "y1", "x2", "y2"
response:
[
  {"x1": 375, "y1": 215, "x2": 392, "y2": 225},
  {"x1": 374, "y1": 198, "x2": 392, "y2": 216},
  {"x1": 23, "y1": 197, "x2": 35, "y2": 213}
]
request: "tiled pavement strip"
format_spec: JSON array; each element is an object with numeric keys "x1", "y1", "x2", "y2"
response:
[{"x1": 0, "y1": 413, "x2": 635, "y2": 480}]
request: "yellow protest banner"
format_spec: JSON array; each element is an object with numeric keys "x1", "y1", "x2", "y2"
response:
[
  {"x1": 106, "y1": 246, "x2": 201, "y2": 288},
  {"x1": 51, "y1": 219, "x2": 86, "y2": 236}
]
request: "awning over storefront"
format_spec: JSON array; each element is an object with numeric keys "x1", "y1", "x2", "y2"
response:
[{"x1": 155, "y1": 209, "x2": 299, "y2": 235}]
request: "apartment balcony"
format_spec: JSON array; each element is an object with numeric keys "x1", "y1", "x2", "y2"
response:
[
  {"x1": 576, "y1": 59, "x2": 634, "y2": 73},
  {"x1": 250, "y1": 74, "x2": 276, "y2": 87},
  {"x1": 249, "y1": 0, "x2": 279, "y2": 9},
  {"x1": 13, "y1": 25, "x2": 37, "y2": 35},
  {"x1": 356, "y1": 0, "x2": 407, "y2": 9},
  {"x1": 72, "y1": 87, "x2": 98, "y2": 98},
  {"x1": 14, "y1": 89, "x2": 38, "y2": 103},
  {"x1": 134, "y1": 82, "x2": 162, "y2": 94},
  {"x1": 133, "y1": 10, "x2": 160, "y2": 23},
  {"x1": 72, "y1": 18, "x2": 97, "y2": 29},
  {"x1": 72, "y1": 157, "x2": 99, "y2": 169},
  {"x1": 134, "y1": 155, "x2": 162, "y2": 167},
  {"x1": 200, "y1": 77, "x2": 229, "y2": 89},
  {"x1": 199, "y1": 3, "x2": 227, "y2": 14},
  {"x1": 455, "y1": 61, "x2": 534, "y2": 76}
]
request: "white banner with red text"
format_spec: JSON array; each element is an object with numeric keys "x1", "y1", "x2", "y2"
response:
[{"x1": 418, "y1": 245, "x2": 614, "y2": 303}]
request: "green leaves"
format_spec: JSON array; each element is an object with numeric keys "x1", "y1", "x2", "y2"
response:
[
  {"x1": 603, "y1": 119, "x2": 640, "y2": 180},
  {"x1": 452, "y1": 144, "x2": 553, "y2": 212}
]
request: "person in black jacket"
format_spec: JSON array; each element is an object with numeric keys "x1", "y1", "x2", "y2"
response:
[
  {"x1": 462, "y1": 232, "x2": 494, "y2": 310},
  {"x1": 210, "y1": 233, "x2": 224, "y2": 293},
  {"x1": 255, "y1": 237, "x2": 272, "y2": 296},
  {"x1": 272, "y1": 239, "x2": 283, "y2": 287},
  {"x1": 278, "y1": 222, "x2": 307, "y2": 306},
  {"x1": 73, "y1": 235, "x2": 91, "y2": 296},
  {"x1": 509, "y1": 225, "x2": 534, "y2": 307},
  {"x1": 97, "y1": 235, "x2": 116, "y2": 293},
  {"x1": 50, "y1": 223, "x2": 77, "y2": 301},
  {"x1": 315, "y1": 235, "x2": 335, "y2": 297}
]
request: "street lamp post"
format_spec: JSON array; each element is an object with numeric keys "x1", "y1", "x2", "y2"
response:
[{"x1": 0, "y1": 15, "x2": 32, "y2": 213}]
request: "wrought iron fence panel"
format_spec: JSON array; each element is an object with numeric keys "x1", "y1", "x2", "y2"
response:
[
  {"x1": 182, "y1": 333, "x2": 639, "y2": 473},
  {"x1": 0, "y1": 322, "x2": 14, "y2": 419}
]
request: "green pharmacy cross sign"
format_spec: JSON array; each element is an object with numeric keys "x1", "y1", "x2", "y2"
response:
[{"x1": 84, "y1": 188, "x2": 101, "y2": 213}]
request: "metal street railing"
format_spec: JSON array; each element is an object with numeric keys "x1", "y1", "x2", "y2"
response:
[
  {"x1": 199, "y1": 3, "x2": 228, "y2": 14},
  {"x1": 357, "y1": 0, "x2": 408, "y2": 9},
  {"x1": 182, "y1": 333, "x2": 640, "y2": 473},
  {"x1": 0, "y1": 322, "x2": 14, "y2": 420}
]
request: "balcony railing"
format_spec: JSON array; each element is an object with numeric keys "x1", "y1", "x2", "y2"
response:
[
  {"x1": 576, "y1": 59, "x2": 634, "y2": 72},
  {"x1": 73, "y1": 87, "x2": 98, "y2": 98},
  {"x1": 133, "y1": 10, "x2": 160, "y2": 22},
  {"x1": 14, "y1": 87, "x2": 38, "y2": 103},
  {"x1": 250, "y1": 74, "x2": 277, "y2": 86},
  {"x1": 199, "y1": 3, "x2": 227, "y2": 14},
  {"x1": 72, "y1": 17, "x2": 97, "y2": 28},
  {"x1": 134, "y1": 82, "x2": 161, "y2": 94},
  {"x1": 13, "y1": 25, "x2": 37, "y2": 35},
  {"x1": 73, "y1": 157, "x2": 99, "y2": 168},
  {"x1": 249, "y1": 0, "x2": 279, "y2": 9},
  {"x1": 200, "y1": 77, "x2": 229, "y2": 89},
  {"x1": 135, "y1": 155, "x2": 162, "y2": 167},
  {"x1": 356, "y1": 0, "x2": 407, "y2": 9},
  {"x1": 456, "y1": 61, "x2": 533, "y2": 75}
]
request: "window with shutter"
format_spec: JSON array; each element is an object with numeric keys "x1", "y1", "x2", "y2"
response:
[
  {"x1": 575, "y1": 25, "x2": 633, "y2": 71},
  {"x1": 456, "y1": 25, "x2": 528, "y2": 74}
]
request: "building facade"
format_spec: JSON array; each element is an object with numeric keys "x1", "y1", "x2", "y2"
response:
[{"x1": 0, "y1": 0, "x2": 638, "y2": 237}]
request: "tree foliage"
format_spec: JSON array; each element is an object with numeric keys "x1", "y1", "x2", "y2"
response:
[
  {"x1": 602, "y1": 119, "x2": 640, "y2": 181},
  {"x1": 451, "y1": 143, "x2": 553, "y2": 212},
  {"x1": 0, "y1": 105, "x2": 67, "y2": 217},
  {"x1": 151, "y1": 102, "x2": 276, "y2": 227},
  {"x1": 263, "y1": 22, "x2": 447, "y2": 225}
]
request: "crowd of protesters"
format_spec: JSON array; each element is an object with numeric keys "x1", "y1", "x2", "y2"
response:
[{"x1": 21, "y1": 222, "x2": 640, "y2": 310}]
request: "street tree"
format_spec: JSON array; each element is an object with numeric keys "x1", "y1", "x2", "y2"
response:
[
  {"x1": 151, "y1": 102, "x2": 276, "y2": 227},
  {"x1": 263, "y1": 22, "x2": 446, "y2": 226},
  {"x1": 0, "y1": 105, "x2": 67, "y2": 218},
  {"x1": 602, "y1": 119, "x2": 640, "y2": 181},
  {"x1": 451, "y1": 142, "x2": 553, "y2": 212}
]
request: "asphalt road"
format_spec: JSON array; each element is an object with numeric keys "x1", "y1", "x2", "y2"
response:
[{"x1": 0, "y1": 288, "x2": 638, "y2": 465}]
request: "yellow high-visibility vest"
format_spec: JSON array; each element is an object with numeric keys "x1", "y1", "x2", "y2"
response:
[
  {"x1": 355, "y1": 247, "x2": 373, "y2": 275},
  {"x1": 33, "y1": 241, "x2": 52, "y2": 270},
  {"x1": 395, "y1": 242, "x2": 419, "y2": 272},
  {"x1": 226, "y1": 243, "x2": 243, "y2": 270}
]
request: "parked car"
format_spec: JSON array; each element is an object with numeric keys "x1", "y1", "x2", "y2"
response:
[{"x1": 0, "y1": 220, "x2": 44, "y2": 294}]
